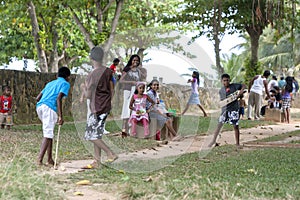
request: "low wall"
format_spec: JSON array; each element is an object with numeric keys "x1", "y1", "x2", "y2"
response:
[{"x1": 0, "y1": 69, "x2": 217, "y2": 124}]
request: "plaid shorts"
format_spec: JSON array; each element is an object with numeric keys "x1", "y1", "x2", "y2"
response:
[
  {"x1": 219, "y1": 110, "x2": 240, "y2": 126},
  {"x1": 282, "y1": 98, "x2": 291, "y2": 109}
]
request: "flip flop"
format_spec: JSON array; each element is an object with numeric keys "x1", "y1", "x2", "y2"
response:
[
  {"x1": 81, "y1": 163, "x2": 97, "y2": 169},
  {"x1": 104, "y1": 155, "x2": 118, "y2": 163}
]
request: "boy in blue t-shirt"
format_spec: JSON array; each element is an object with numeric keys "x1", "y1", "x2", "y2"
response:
[
  {"x1": 208, "y1": 74, "x2": 246, "y2": 148},
  {"x1": 36, "y1": 66, "x2": 71, "y2": 166}
]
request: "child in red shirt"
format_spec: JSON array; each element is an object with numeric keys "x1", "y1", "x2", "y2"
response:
[{"x1": 0, "y1": 85, "x2": 13, "y2": 130}]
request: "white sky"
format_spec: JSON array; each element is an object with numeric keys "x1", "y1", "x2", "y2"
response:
[
  {"x1": 0, "y1": 33, "x2": 245, "y2": 84},
  {"x1": 143, "y1": 33, "x2": 245, "y2": 84}
]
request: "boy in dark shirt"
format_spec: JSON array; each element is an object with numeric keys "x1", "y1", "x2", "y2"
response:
[{"x1": 208, "y1": 74, "x2": 246, "y2": 148}]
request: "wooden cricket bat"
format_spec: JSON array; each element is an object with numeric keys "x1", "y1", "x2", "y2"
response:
[{"x1": 219, "y1": 89, "x2": 247, "y2": 107}]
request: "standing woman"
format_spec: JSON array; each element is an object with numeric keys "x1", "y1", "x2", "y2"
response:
[{"x1": 119, "y1": 55, "x2": 145, "y2": 137}]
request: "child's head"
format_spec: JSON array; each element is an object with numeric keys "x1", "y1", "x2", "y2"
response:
[
  {"x1": 113, "y1": 58, "x2": 120, "y2": 65},
  {"x1": 148, "y1": 79, "x2": 160, "y2": 91},
  {"x1": 90, "y1": 46, "x2": 104, "y2": 63},
  {"x1": 221, "y1": 73, "x2": 230, "y2": 87},
  {"x1": 192, "y1": 71, "x2": 199, "y2": 77},
  {"x1": 192, "y1": 71, "x2": 200, "y2": 86},
  {"x1": 134, "y1": 82, "x2": 146, "y2": 94},
  {"x1": 2, "y1": 85, "x2": 11, "y2": 96},
  {"x1": 58, "y1": 66, "x2": 71, "y2": 81}
]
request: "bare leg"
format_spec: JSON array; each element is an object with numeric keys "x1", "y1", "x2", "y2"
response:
[
  {"x1": 283, "y1": 109, "x2": 288, "y2": 123},
  {"x1": 165, "y1": 119, "x2": 177, "y2": 139},
  {"x1": 93, "y1": 144, "x2": 101, "y2": 164},
  {"x1": 122, "y1": 118, "x2": 129, "y2": 137},
  {"x1": 47, "y1": 138, "x2": 54, "y2": 165},
  {"x1": 233, "y1": 125, "x2": 240, "y2": 146},
  {"x1": 197, "y1": 104, "x2": 207, "y2": 117},
  {"x1": 91, "y1": 139, "x2": 117, "y2": 161},
  {"x1": 37, "y1": 137, "x2": 50, "y2": 165},
  {"x1": 208, "y1": 123, "x2": 223, "y2": 147},
  {"x1": 286, "y1": 108, "x2": 290, "y2": 123},
  {"x1": 181, "y1": 104, "x2": 190, "y2": 116}
]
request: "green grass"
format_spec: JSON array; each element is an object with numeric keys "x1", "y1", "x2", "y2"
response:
[
  {"x1": 68, "y1": 146, "x2": 300, "y2": 199},
  {"x1": 0, "y1": 117, "x2": 296, "y2": 199},
  {"x1": 251, "y1": 130, "x2": 300, "y2": 145}
]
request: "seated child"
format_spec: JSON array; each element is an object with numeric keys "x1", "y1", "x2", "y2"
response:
[{"x1": 129, "y1": 82, "x2": 155, "y2": 138}]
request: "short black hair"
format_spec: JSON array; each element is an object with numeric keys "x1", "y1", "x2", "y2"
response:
[
  {"x1": 221, "y1": 73, "x2": 230, "y2": 80},
  {"x1": 58, "y1": 66, "x2": 71, "y2": 78},
  {"x1": 113, "y1": 58, "x2": 120, "y2": 63},
  {"x1": 263, "y1": 70, "x2": 271, "y2": 77},
  {"x1": 2, "y1": 85, "x2": 11, "y2": 92}
]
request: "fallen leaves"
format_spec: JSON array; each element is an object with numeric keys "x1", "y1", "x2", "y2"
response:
[{"x1": 76, "y1": 180, "x2": 91, "y2": 185}]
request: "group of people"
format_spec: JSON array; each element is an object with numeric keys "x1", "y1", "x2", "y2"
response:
[
  {"x1": 34, "y1": 46, "x2": 211, "y2": 168},
  {"x1": 244, "y1": 70, "x2": 297, "y2": 124},
  {"x1": 31, "y1": 45, "x2": 299, "y2": 167}
]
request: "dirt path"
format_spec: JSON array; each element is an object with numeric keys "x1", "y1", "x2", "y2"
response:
[{"x1": 45, "y1": 120, "x2": 300, "y2": 200}]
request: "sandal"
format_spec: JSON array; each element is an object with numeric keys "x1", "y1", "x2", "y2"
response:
[
  {"x1": 104, "y1": 155, "x2": 118, "y2": 163},
  {"x1": 81, "y1": 161, "x2": 99, "y2": 169}
]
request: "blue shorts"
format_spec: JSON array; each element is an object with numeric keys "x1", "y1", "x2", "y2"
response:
[{"x1": 239, "y1": 107, "x2": 245, "y2": 115}]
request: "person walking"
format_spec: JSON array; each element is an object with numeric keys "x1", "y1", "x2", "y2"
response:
[
  {"x1": 83, "y1": 46, "x2": 118, "y2": 168},
  {"x1": 181, "y1": 71, "x2": 207, "y2": 117}
]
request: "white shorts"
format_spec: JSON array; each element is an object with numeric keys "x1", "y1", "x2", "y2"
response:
[
  {"x1": 36, "y1": 104, "x2": 58, "y2": 139},
  {"x1": 121, "y1": 86, "x2": 135, "y2": 119}
]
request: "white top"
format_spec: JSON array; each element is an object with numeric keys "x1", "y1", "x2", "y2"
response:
[
  {"x1": 268, "y1": 79, "x2": 278, "y2": 91},
  {"x1": 250, "y1": 75, "x2": 266, "y2": 95},
  {"x1": 191, "y1": 78, "x2": 199, "y2": 94}
]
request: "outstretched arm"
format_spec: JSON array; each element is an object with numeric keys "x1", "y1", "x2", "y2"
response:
[{"x1": 238, "y1": 84, "x2": 247, "y2": 97}]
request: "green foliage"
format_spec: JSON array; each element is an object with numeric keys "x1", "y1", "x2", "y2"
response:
[{"x1": 244, "y1": 57, "x2": 263, "y2": 84}]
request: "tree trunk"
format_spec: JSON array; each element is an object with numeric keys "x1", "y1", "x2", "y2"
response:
[
  {"x1": 213, "y1": 0, "x2": 223, "y2": 76},
  {"x1": 103, "y1": 0, "x2": 124, "y2": 63},
  {"x1": 27, "y1": 1, "x2": 48, "y2": 72},
  {"x1": 246, "y1": 25, "x2": 263, "y2": 68},
  {"x1": 48, "y1": 27, "x2": 59, "y2": 73}
]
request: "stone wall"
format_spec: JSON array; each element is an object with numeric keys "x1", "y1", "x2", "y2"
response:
[{"x1": 0, "y1": 70, "x2": 216, "y2": 124}]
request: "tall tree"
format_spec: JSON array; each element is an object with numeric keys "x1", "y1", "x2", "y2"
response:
[
  {"x1": 223, "y1": 0, "x2": 299, "y2": 81},
  {"x1": 0, "y1": 0, "x2": 88, "y2": 72}
]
